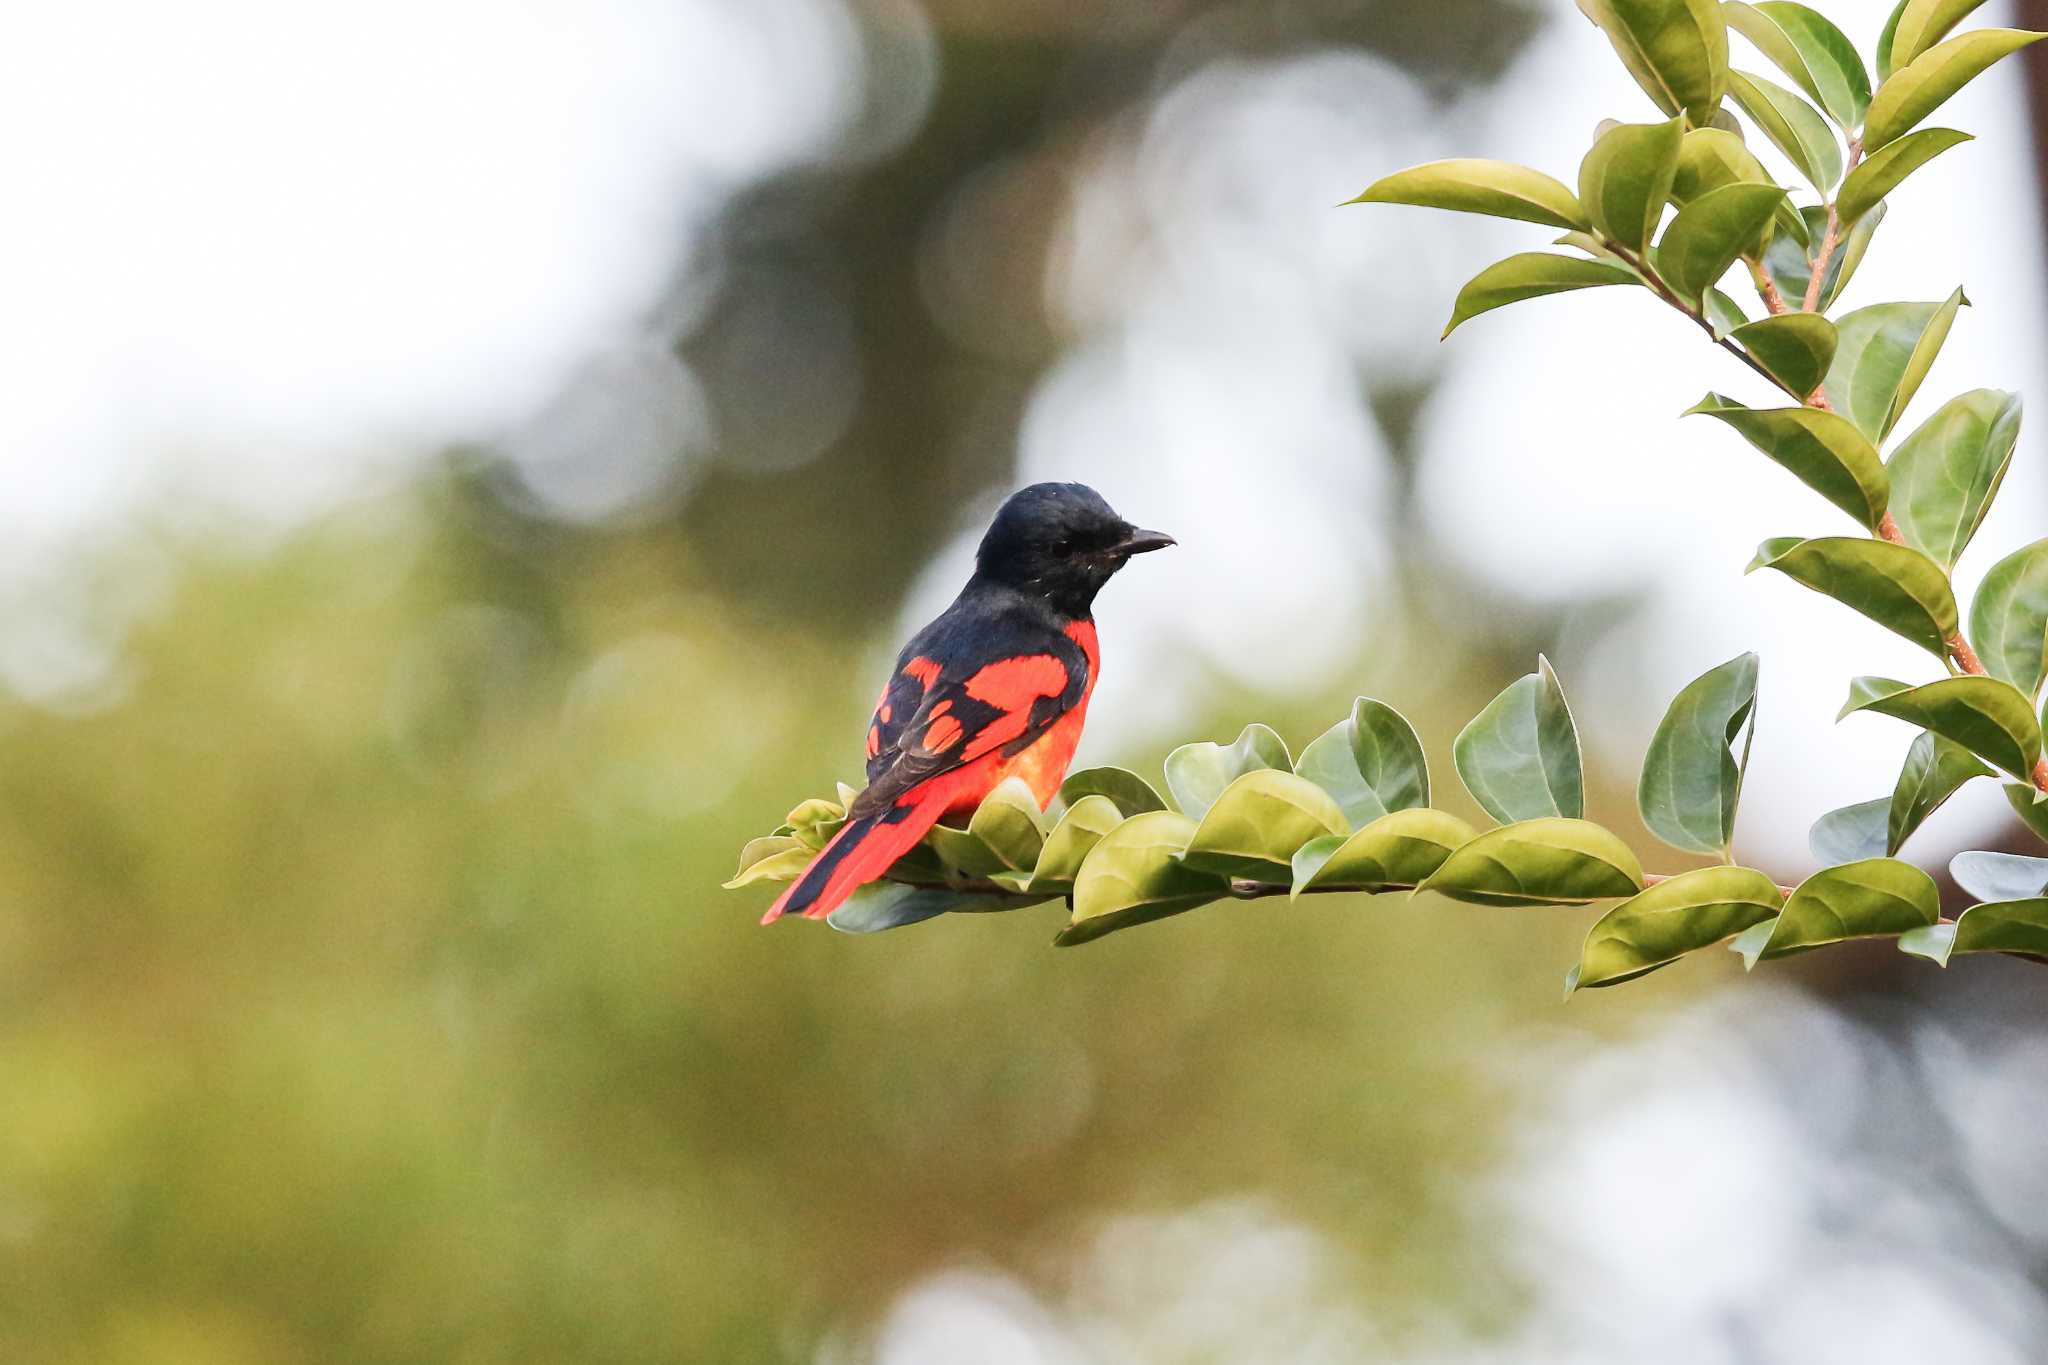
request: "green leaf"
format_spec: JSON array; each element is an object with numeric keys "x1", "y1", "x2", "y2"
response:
[
  {"x1": 733, "y1": 834, "x2": 805, "y2": 876},
  {"x1": 1440, "y1": 254, "x2": 1640, "y2": 339},
  {"x1": 1637, "y1": 651, "x2": 1758, "y2": 855},
  {"x1": 1890, "y1": 1, "x2": 1994, "y2": 68},
  {"x1": 1162, "y1": 724, "x2": 1291, "y2": 822},
  {"x1": 1820, "y1": 289, "x2": 1968, "y2": 443},
  {"x1": 1902, "y1": 897, "x2": 2048, "y2": 965},
  {"x1": 722, "y1": 844, "x2": 814, "y2": 889},
  {"x1": 1577, "y1": 0, "x2": 1731, "y2": 123},
  {"x1": 1669, "y1": 127, "x2": 1807, "y2": 248},
  {"x1": 1684, "y1": 394, "x2": 1888, "y2": 529},
  {"x1": 1295, "y1": 698, "x2": 1429, "y2": 827},
  {"x1": 1289, "y1": 809, "x2": 1478, "y2": 898},
  {"x1": 1058, "y1": 810, "x2": 1230, "y2": 946},
  {"x1": 966, "y1": 777, "x2": 1046, "y2": 872},
  {"x1": 1573, "y1": 865, "x2": 1784, "y2": 989},
  {"x1": 1058, "y1": 766, "x2": 1168, "y2": 817},
  {"x1": 1745, "y1": 535, "x2": 1957, "y2": 659},
  {"x1": 1864, "y1": 29, "x2": 2047, "y2": 151},
  {"x1": 1027, "y1": 794, "x2": 1123, "y2": 891},
  {"x1": 1838, "y1": 675, "x2": 2043, "y2": 778},
  {"x1": 1763, "y1": 204, "x2": 1881, "y2": 310},
  {"x1": 1876, "y1": 0, "x2": 1910, "y2": 80},
  {"x1": 1728, "y1": 314, "x2": 1836, "y2": 398},
  {"x1": 1656, "y1": 182, "x2": 1788, "y2": 305},
  {"x1": 1349, "y1": 159, "x2": 1591, "y2": 229},
  {"x1": 1809, "y1": 796, "x2": 1891, "y2": 864},
  {"x1": 1180, "y1": 770, "x2": 1349, "y2": 882},
  {"x1": 1739, "y1": 858, "x2": 1939, "y2": 964},
  {"x1": 1889, "y1": 732, "x2": 1993, "y2": 853},
  {"x1": 1886, "y1": 389, "x2": 2023, "y2": 569},
  {"x1": 1950, "y1": 849, "x2": 2048, "y2": 903},
  {"x1": 1706, "y1": 287, "x2": 1751, "y2": 339},
  {"x1": 827, "y1": 882, "x2": 1045, "y2": 935},
  {"x1": 1837, "y1": 128, "x2": 1972, "y2": 225},
  {"x1": 1419, "y1": 818, "x2": 1644, "y2": 906},
  {"x1": 1578, "y1": 117, "x2": 1686, "y2": 252},
  {"x1": 1723, "y1": 3, "x2": 1869, "y2": 127},
  {"x1": 2004, "y1": 783, "x2": 2048, "y2": 843},
  {"x1": 924, "y1": 823, "x2": 1009, "y2": 879},
  {"x1": 1726, "y1": 68, "x2": 1842, "y2": 191},
  {"x1": 1454, "y1": 656, "x2": 1585, "y2": 823},
  {"x1": 785, "y1": 796, "x2": 846, "y2": 850},
  {"x1": 1969, "y1": 539, "x2": 2048, "y2": 697}
]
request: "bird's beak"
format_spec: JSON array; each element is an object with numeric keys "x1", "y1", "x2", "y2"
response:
[{"x1": 1113, "y1": 528, "x2": 1176, "y2": 556}]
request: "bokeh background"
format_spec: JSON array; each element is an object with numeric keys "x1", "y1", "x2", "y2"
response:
[{"x1": 10, "y1": 1, "x2": 2048, "y2": 1360}]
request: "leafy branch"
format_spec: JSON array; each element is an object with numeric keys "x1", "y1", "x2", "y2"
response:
[{"x1": 730, "y1": 1, "x2": 2048, "y2": 988}]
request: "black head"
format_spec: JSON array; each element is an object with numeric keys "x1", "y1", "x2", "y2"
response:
[{"x1": 973, "y1": 482, "x2": 1174, "y2": 617}]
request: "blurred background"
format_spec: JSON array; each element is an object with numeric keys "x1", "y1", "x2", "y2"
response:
[{"x1": 8, "y1": 1, "x2": 2048, "y2": 1360}]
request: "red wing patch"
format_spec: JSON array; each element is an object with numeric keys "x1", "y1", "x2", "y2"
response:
[
  {"x1": 903, "y1": 656, "x2": 943, "y2": 690},
  {"x1": 959, "y1": 654, "x2": 1071, "y2": 761},
  {"x1": 922, "y1": 715, "x2": 964, "y2": 752},
  {"x1": 866, "y1": 725, "x2": 881, "y2": 758}
]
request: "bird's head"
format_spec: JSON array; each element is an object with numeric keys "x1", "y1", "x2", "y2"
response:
[{"x1": 974, "y1": 482, "x2": 1174, "y2": 616}]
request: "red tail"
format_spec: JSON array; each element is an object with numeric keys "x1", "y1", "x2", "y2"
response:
[{"x1": 763, "y1": 793, "x2": 946, "y2": 924}]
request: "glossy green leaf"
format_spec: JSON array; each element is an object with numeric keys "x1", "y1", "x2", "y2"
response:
[
  {"x1": 1295, "y1": 698, "x2": 1430, "y2": 828},
  {"x1": 1572, "y1": 865, "x2": 1783, "y2": 989},
  {"x1": 1889, "y1": 732, "x2": 1992, "y2": 853},
  {"x1": 786, "y1": 796, "x2": 845, "y2": 850},
  {"x1": 1670, "y1": 127, "x2": 1769, "y2": 201},
  {"x1": 1289, "y1": 809, "x2": 1478, "y2": 898},
  {"x1": 1876, "y1": 0, "x2": 1910, "y2": 80},
  {"x1": 1637, "y1": 651, "x2": 1758, "y2": 855},
  {"x1": 1950, "y1": 849, "x2": 2048, "y2": 903},
  {"x1": 1809, "y1": 796, "x2": 1890, "y2": 864},
  {"x1": 1726, "y1": 68, "x2": 1842, "y2": 191},
  {"x1": 722, "y1": 845, "x2": 813, "y2": 889},
  {"x1": 1180, "y1": 770, "x2": 1349, "y2": 882},
  {"x1": 1578, "y1": 117, "x2": 1685, "y2": 252},
  {"x1": 1837, "y1": 128, "x2": 1972, "y2": 225},
  {"x1": 1886, "y1": 389, "x2": 2022, "y2": 569},
  {"x1": 924, "y1": 823, "x2": 1009, "y2": 878},
  {"x1": 1441, "y1": 254, "x2": 1641, "y2": 339},
  {"x1": 1838, "y1": 675, "x2": 2043, "y2": 778},
  {"x1": 1027, "y1": 794, "x2": 1123, "y2": 891},
  {"x1": 1820, "y1": 289, "x2": 1967, "y2": 443},
  {"x1": 1723, "y1": 3, "x2": 1869, "y2": 126},
  {"x1": 1739, "y1": 858, "x2": 1939, "y2": 964},
  {"x1": 1762, "y1": 203, "x2": 1883, "y2": 311},
  {"x1": 1902, "y1": 898, "x2": 2048, "y2": 965},
  {"x1": 1059, "y1": 810, "x2": 1229, "y2": 946},
  {"x1": 1685, "y1": 394, "x2": 1888, "y2": 528},
  {"x1": 1888, "y1": 0, "x2": 1992, "y2": 71},
  {"x1": 1728, "y1": 313, "x2": 1836, "y2": 398},
  {"x1": 966, "y1": 777, "x2": 1046, "y2": 872},
  {"x1": 1350, "y1": 159, "x2": 1590, "y2": 229},
  {"x1": 1745, "y1": 535, "x2": 1957, "y2": 659},
  {"x1": 1555, "y1": 230, "x2": 1642, "y2": 271},
  {"x1": 734, "y1": 834, "x2": 805, "y2": 876},
  {"x1": 1058, "y1": 766, "x2": 1168, "y2": 817},
  {"x1": 1969, "y1": 539, "x2": 2048, "y2": 697},
  {"x1": 1454, "y1": 656, "x2": 1585, "y2": 824},
  {"x1": 2004, "y1": 783, "x2": 2048, "y2": 843},
  {"x1": 1864, "y1": 29, "x2": 2047, "y2": 151},
  {"x1": 1163, "y1": 723, "x2": 1290, "y2": 822},
  {"x1": 827, "y1": 882, "x2": 1045, "y2": 935},
  {"x1": 1705, "y1": 287, "x2": 1751, "y2": 339},
  {"x1": 1419, "y1": 818, "x2": 1643, "y2": 907},
  {"x1": 1656, "y1": 182, "x2": 1788, "y2": 305},
  {"x1": 1577, "y1": 0, "x2": 1730, "y2": 123}
]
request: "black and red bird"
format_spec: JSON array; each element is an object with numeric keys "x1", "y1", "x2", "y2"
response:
[{"x1": 764, "y1": 483, "x2": 1174, "y2": 924}]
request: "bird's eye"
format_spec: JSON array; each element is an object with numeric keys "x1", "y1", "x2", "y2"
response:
[{"x1": 1053, "y1": 538, "x2": 1075, "y2": 557}]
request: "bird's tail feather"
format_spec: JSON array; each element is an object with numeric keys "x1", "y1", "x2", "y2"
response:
[{"x1": 762, "y1": 799, "x2": 942, "y2": 924}]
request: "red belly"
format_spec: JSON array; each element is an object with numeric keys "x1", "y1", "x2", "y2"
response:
[{"x1": 938, "y1": 701, "x2": 1090, "y2": 818}]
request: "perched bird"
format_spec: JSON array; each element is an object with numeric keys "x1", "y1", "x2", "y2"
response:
[{"x1": 764, "y1": 483, "x2": 1174, "y2": 923}]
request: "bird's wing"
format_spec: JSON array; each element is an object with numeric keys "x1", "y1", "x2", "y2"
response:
[{"x1": 852, "y1": 627, "x2": 1090, "y2": 819}]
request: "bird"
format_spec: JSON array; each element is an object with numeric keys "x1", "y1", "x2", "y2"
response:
[{"x1": 763, "y1": 482, "x2": 1174, "y2": 924}]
